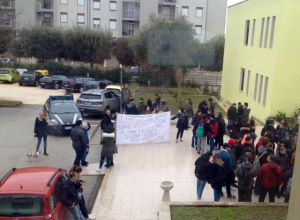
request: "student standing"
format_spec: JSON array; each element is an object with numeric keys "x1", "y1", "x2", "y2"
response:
[{"x1": 34, "y1": 111, "x2": 49, "y2": 156}]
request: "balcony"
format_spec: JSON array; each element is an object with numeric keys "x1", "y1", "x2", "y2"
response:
[
  {"x1": 122, "y1": 2, "x2": 140, "y2": 21},
  {"x1": 122, "y1": 21, "x2": 139, "y2": 36},
  {"x1": 36, "y1": 0, "x2": 53, "y2": 12},
  {"x1": 158, "y1": 0, "x2": 177, "y2": 6},
  {"x1": 37, "y1": 13, "x2": 53, "y2": 27}
]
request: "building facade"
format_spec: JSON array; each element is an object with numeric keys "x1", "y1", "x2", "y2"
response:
[
  {"x1": 12, "y1": 0, "x2": 227, "y2": 41},
  {"x1": 221, "y1": 0, "x2": 300, "y2": 122},
  {"x1": 0, "y1": 0, "x2": 16, "y2": 30}
]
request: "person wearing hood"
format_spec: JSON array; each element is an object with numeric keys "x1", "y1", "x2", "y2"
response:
[
  {"x1": 125, "y1": 97, "x2": 138, "y2": 115},
  {"x1": 137, "y1": 98, "x2": 146, "y2": 114},
  {"x1": 154, "y1": 94, "x2": 161, "y2": 108},
  {"x1": 34, "y1": 111, "x2": 49, "y2": 156},
  {"x1": 236, "y1": 152, "x2": 256, "y2": 202},
  {"x1": 194, "y1": 151, "x2": 213, "y2": 200},
  {"x1": 261, "y1": 118, "x2": 276, "y2": 137}
]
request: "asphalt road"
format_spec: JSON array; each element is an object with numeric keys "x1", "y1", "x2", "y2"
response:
[{"x1": 0, "y1": 104, "x2": 103, "y2": 211}]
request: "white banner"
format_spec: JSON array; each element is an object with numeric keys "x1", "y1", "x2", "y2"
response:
[{"x1": 116, "y1": 112, "x2": 171, "y2": 145}]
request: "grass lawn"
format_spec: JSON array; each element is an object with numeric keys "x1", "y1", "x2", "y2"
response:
[
  {"x1": 171, "y1": 206, "x2": 288, "y2": 220},
  {"x1": 0, "y1": 99, "x2": 22, "y2": 107},
  {"x1": 134, "y1": 86, "x2": 225, "y2": 115}
]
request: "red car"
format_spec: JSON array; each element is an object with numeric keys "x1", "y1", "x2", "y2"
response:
[{"x1": 0, "y1": 167, "x2": 68, "y2": 220}]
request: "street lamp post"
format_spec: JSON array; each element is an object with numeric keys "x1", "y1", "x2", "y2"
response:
[
  {"x1": 120, "y1": 64, "x2": 123, "y2": 113},
  {"x1": 120, "y1": 64, "x2": 123, "y2": 87}
]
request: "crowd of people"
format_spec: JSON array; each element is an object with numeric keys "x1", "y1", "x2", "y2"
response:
[{"x1": 193, "y1": 101, "x2": 297, "y2": 203}]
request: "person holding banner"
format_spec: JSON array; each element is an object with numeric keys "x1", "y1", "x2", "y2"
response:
[{"x1": 172, "y1": 108, "x2": 189, "y2": 143}]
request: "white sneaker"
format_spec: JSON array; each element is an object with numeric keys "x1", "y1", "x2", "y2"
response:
[{"x1": 88, "y1": 213, "x2": 96, "y2": 220}]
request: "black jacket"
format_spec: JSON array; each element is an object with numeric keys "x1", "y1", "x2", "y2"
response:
[
  {"x1": 34, "y1": 117, "x2": 48, "y2": 137},
  {"x1": 101, "y1": 114, "x2": 114, "y2": 133},
  {"x1": 195, "y1": 154, "x2": 212, "y2": 181},
  {"x1": 71, "y1": 126, "x2": 88, "y2": 150},
  {"x1": 227, "y1": 106, "x2": 237, "y2": 121},
  {"x1": 209, "y1": 163, "x2": 226, "y2": 189},
  {"x1": 61, "y1": 179, "x2": 80, "y2": 208},
  {"x1": 125, "y1": 102, "x2": 138, "y2": 115}
]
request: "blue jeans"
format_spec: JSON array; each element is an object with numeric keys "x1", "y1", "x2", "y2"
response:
[
  {"x1": 197, "y1": 179, "x2": 206, "y2": 200},
  {"x1": 209, "y1": 137, "x2": 216, "y2": 152},
  {"x1": 73, "y1": 146, "x2": 85, "y2": 166},
  {"x1": 191, "y1": 135, "x2": 197, "y2": 147},
  {"x1": 70, "y1": 204, "x2": 85, "y2": 220},
  {"x1": 213, "y1": 187, "x2": 222, "y2": 201},
  {"x1": 36, "y1": 135, "x2": 47, "y2": 154}
]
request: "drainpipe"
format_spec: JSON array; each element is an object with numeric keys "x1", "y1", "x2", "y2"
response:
[{"x1": 204, "y1": 0, "x2": 208, "y2": 42}]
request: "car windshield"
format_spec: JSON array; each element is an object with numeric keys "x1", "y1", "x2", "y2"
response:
[
  {"x1": 50, "y1": 102, "x2": 79, "y2": 113},
  {"x1": 107, "y1": 88, "x2": 121, "y2": 95},
  {"x1": 22, "y1": 72, "x2": 35, "y2": 77},
  {"x1": 0, "y1": 195, "x2": 43, "y2": 216},
  {"x1": 0, "y1": 69, "x2": 9, "y2": 75},
  {"x1": 80, "y1": 94, "x2": 102, "y2": 100}
]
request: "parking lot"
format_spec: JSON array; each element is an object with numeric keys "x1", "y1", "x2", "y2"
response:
[{"x1": 0, "y1": 82, "x2": 102, "y2": 211}]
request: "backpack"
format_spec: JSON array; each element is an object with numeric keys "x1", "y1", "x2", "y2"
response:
[
  {"x1": 237, "y1": 164, "x2": 253, "y2": 187},
  {"x1": 196, "y1": 124, "x2": 204, "y2": 138}
]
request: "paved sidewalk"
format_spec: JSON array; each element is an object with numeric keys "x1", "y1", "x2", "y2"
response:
[{"x1": 93, "y1": 125, "x2": 216, "y2": 220}]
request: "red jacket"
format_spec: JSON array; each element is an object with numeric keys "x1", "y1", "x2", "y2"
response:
[
  {"x1": 258, "y1": 162, "x2": 283, "y2": 189},
  {"x1": 209, "y1": 122, "x2": 219, "y2": 138}
]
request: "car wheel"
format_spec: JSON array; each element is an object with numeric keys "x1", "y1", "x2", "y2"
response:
[
  {"x1": 54, "y1": 83, "x2": 59, "y2": 90},
  {"x1": 79, "y1": 87, "x2": 84, "y2": 93},
  {"x1": 19, "y1": 82, "x2": 23, "y2": 86},
  {"x1": 34, "y1": 81, "x2": 39, "y2": 87}
]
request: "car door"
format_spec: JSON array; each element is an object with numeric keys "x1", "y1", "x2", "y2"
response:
[{"x1": 104, "y1": 92, "x2": 113, "y2": 109}]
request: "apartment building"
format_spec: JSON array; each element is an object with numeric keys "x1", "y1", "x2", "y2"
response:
[
  {"x1": 0, "y1": 0, "x2": 15, "y2": 30},
  {"x1": 12, "y1": 0, "x2": 227, "y2": 41},
  {"x1": 221, "y1": 0, "x2": 300, "y2": 122}
]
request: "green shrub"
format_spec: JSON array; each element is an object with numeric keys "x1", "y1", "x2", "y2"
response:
[{"x1": 275, "y1": 111, "x2": 287, "y2": 122}]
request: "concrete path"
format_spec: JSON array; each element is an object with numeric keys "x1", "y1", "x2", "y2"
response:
[{"x1": 92, "y1": 125, "x2": 217, "y2": 220}]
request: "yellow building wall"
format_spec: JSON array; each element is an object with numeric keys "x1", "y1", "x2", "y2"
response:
[{"x1": 221, "y1": 0, "x2": 300, "y2": 122}]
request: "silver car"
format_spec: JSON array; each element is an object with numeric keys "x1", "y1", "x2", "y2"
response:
[{"x1": 76, "y1": 89, "x2": 120, "y2": 116}]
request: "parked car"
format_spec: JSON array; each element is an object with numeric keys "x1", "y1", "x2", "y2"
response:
[
  {"x1": 105, "y1": 85, "x2": 122, "y2": 96},
  {"x1": 83, "y1": 79, "x2": 112, "y2": 91},
  {"x1": 0, "y1": 68, "x2": 20, "y2": 83},
  {"x1": 16, "y1": 68, "x2": 28, "y2": 76},
  {"x1": 0, "y1": 167, "x2": 68, "y2": 219},
  {"x1": 39, "y1": 75, "x2": 69, "y2": 89},
  {"x1": 0, "y1": 57, "x2": 16, "y2": 65},
  {"x1": 19, "y1": 71, "x2": 43, "y2": 87},
  {"x1": 129, "y1": 66, "x2": 139, "y2": 76},
  {"x1": 76, "y1": 89, "x2": 120, "y2": 116},
  {"x1": 44, "y1": 95, "x2": 82, "y2": 135},
  {"x1": 63, "y1": 77, "x2": 94, "y2": 93},
  {"x1": 35, "y1": 69, "x2": 49, "y2": 77}
]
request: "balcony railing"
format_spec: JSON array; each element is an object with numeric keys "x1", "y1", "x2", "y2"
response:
[
  {"x1": 158, "y1": 0, "x2": 177, "y2": 5},
  {"x1": 0, "y1": 0, "x2": 14, "y2": 9},
  {"x1": 122, "y1": 10, "x2": 140, "y2": 21}
]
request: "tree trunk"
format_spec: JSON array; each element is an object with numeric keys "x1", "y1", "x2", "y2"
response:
[
  {"x1": 90, "y1": 61, "x2": 94, "y2": 75},
  {"x1": 175, "y1": 67, "x2": 183, "y2": 103}
]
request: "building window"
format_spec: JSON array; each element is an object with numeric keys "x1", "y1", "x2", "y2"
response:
[
  {"x1": 259, "y1": 17, "x2": 265, "y2": 48},
  {"x1": 254, "y1": 73, "x2": 259, "y2": 101},
  {"x1": 244, "y1": 20, "x2": 250, "y2": 46},
  {"x1": 258, "y1": 75, "x2": 264, "y2": 104},
  {"x1": 60, "y1": 12, "x2": 68, "y2": 23},
  {"x1": 181, "y1": 6, "x2": 189, "y2": 17},
  {"x1": 0, "y1": 0, "x2": 12, "y2": 7},
  {"x1": 251, "y1": 19, "x2": 256, "y2": 46},
  {"x1": 109, "y1": 1, "x2": 117, "y2": 11},
  {"x1": 93, "y1": 0, "x2": 100, "y2": 10},
  {"x1": 263, "y1": 77, "x2": 269, "y2": 106},
  {"x1": 246, "y1": 70, "x2": 250, "y2": 96},
  {"x1": 240, "y1": 68, "x2": 245, "y2": 92},
  {"x1": 195, "y1": 25, "x2": 202, "y2": 35},
  {"x1": 264, "y1": 17, "x2": 270, "y2": 48},
  {"x1": 61, "y1": 0, "x2": 68, "y2": 5},
  {"x1": 196, "y1": 7, "x2": 203, "y2": 17},
  {"x1": 93, "y1": 18, "x2": 100, "y2": 29},
  {"x1": 78, "y1": 0, "x2": 84, "y2": 6},
  {"x1": 269, "y1": 16, "x2": 276, "y2": 48},
  {"x1": 109, "y1": 19, "x2": 117, "y2": 30},
  {"x1": 77, "y1": 13, "x2": 85, "y2": 24}
]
